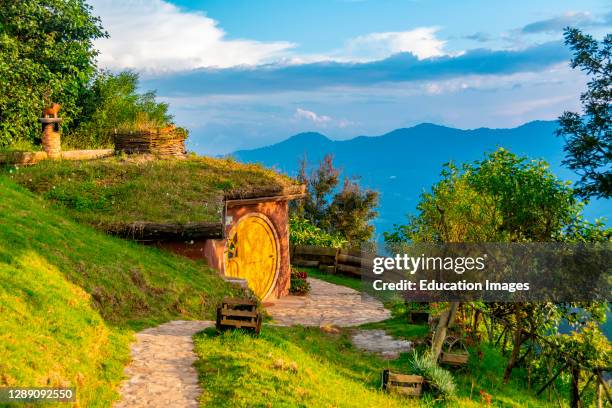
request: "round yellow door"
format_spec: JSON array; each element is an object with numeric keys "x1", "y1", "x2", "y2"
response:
[{"x1": 225, "y1": 215, "x2": 278, "y2": 299}]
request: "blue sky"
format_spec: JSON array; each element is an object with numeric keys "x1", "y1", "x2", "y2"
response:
[{"x1": 89, "y1": 0, "x2": 611, "y2": 154}]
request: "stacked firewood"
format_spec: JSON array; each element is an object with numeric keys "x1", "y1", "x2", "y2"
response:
[{"x1": 114, "y1": 126, "x2": 187, "y2": 157}]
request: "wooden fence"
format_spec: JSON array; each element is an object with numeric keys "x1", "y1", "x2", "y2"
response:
[{"x1": 289, "y1": 244, "x2": 374, "y2": 277}]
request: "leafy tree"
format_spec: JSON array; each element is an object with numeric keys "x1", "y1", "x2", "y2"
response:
[
  {"x1": 297, "y1": 154, "x2": 340, "y2": 224},
  {"x1": 288, "y1": 215, "x2": 347, "y2": 248},
  {"x1": 556, "y1": 28, "x2": 611, "y2": 199},
  {"x1": 327, "y1": 177, "x2": 379, "y2": 243},
  {"x1": 386, "y1": 149, "x2": 579, "y2": 243},
  {"x1": 0, "y1": 0, "x2": 106, "y2": 146},
  {"x1": 292, "y1": 154, "x2": 379, "y2": 245},
  {"x1": 384, "y1": 169, "x2": 503, "y2": 243},
  {"x1": 386, "y1": 149, "x2": 608, "y2": 383},
  {"x1": 66, "y1": 71, "x2": 173, "y2": 148}
]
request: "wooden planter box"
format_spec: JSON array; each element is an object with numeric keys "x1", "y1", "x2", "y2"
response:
[
  {"x1": 382, "y1": 370, "x2": 424, "y2": 397},
  {"x1": 216, "y1": 297, "x2": 262, "y2": 335},
  {"x1": 439, "y1": 336, "x2": 469, "y2": 366},
  {"x1": 440, "y1": 352, "x2": 469, "y2": 366}
]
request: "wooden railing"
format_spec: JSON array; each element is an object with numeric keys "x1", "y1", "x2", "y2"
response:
[{"x1": 289, "y1": 244, "x2": 373, "y2": 277}]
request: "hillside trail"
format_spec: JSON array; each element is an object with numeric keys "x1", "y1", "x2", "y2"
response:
[
  {"x1": 114, "y1": 278, "x2": 390, "y2": 407},
  {"x1": 114, "y1": 320, "x2": 212, "y2": 408}
]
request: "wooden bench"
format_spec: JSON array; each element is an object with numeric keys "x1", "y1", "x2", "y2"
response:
[{"x1": 216, "y1": 297, "x2": 262, "y2": 335}]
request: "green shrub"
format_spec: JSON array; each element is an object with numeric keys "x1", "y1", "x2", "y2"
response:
[
  {"x1": 289, "y1": 269, "x2": 311, "y2": 295},
  {"x1": 408, "y1": 351, "x2": 456, "y2": 399},
  {"x1": 289, "y1": 215, "x2": 347, "y2": 248},
  {"x1": 0, "y1": 0, "x2": 106, "y2": 147},
  {"x1": 65, "y1": 71, "x2": 174, "y2": 148}
]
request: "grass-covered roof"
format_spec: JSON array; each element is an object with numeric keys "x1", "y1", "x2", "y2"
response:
[{"x1": 8, "y1": 155, "x2": 302, "y2": 236}]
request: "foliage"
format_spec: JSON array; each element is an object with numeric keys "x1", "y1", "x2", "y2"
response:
[
  {"x1": 295, "y1": 154, "x2": 339, "y2": 222},
  {"x1": 384, "y1": 172, "x2": 502, "y2": 243},
  {"x1": 293, "y1": 154, "x2": 379, "y2": 244},
  {"x1": 289, "y1": 215, "x2": 347, "y2": 247},
  {"x1": 564, "y1": 215, "x2": 611, "y2": 242},
  {"x1": 0, "y1": 0, "x2": 106, "y2": 147},
  {"x1": 386, "y1": 149, "x2": 580, "y2": 243},
  {"x1": 66, "y1": 71, "x2": 174, "y2": 148},
  {"x1": 289, "y1": 269, "x2": 311, "y2": 295},
  {"x1": 328, "y1": 178, "x2": 379, "y2": 243},
  {"x1": 553, "y1": 323, "x2": 611, "y2": 370},
  {"x1": 455, "y1": 343, "x2": 552, "y2": 407},
  {"x1": 9, "y1": 155, "x2": 298, "y2": 227},
  {"x1": 0, "y1": 177, "x2": 237, "y2": 406},
  {"x1": 556, "y1": 28, "x2": 611, "y2": 199},
  {"x1": 408, "y1": 351, "x2": 456, "y2": 399},
  {"x1": 385, "y1": 148, "x2": 609, "y2": 387}
]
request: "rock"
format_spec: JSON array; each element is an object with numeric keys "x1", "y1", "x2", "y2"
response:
[{"x1": 351, "y1": 329, "x2": 412, "y2": 360}]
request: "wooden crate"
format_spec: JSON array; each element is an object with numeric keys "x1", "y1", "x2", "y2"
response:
[
  {"x1": 439, "y1": 336, "x2": 469, "y2": 366},
  {"x1": 440, "y1": 352, "x2": 469, "y2": 366},
  {"x1": 216, "y1": 297, "x2": 262, "y2": 335},
  {"x1": 382, "y1": 370, "x2": 424, "y2": 397}
]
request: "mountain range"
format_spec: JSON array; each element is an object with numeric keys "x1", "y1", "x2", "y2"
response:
[{"x1": 232, "y1": 121, "x2": 609, "y2": 238}]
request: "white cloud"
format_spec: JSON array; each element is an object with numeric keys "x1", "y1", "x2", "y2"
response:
[
  {"x1": 294, "y1": 108, "x2": 354, "y2": 128},
  {"x1": 90, "y1": 0, "x2": 295, "y2": 72},
  {"x1": 295, "y1": 108, "x2": 332, "y2": 124},
  {"x1": 343, "y1": 27, "x2": 447, "y2": 61},
  {"x1": 89, "y1": 1, "x2": 450, "y2": 72}
]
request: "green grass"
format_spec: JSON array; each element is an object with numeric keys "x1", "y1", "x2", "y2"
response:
[
  {"x1": 0, "y1": 177, "x2": 238, "y2": 406},
  {"x1": 452, "y1": 344, "x2": 559, "y2": 408},
  {"x1": 7, "y1": 155, "x2": 299, "y2": 228},
  {"x1": 294, "y1": 268, "x2": 556, "y2": 407},
  {"x1": 0, "y1": 140, "x2": 41, "y2": 152},
  {"x1": 193, "y1": 326, "x2": 557, "y2": 407},
  {"x1": 361, "y1": 316, "x2": 430, "y2": 340},
  {"x1": 194, "y1": 326, "x2": 413, "y2": 407},
  {"x1": 306, "y1": 268, "x2": 363, "y2": 292}
]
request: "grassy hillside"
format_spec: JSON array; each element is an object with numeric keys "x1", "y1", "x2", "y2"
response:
[
  {"x1": 9, "y1": 155, "x2": 300, "y2": 229},
  {"x1": 0, "y1": 177, "x2": 237, "y2": 406},
  {"x1": 194, "y1": 326, "x2": 554, "y2": 407},
  {"x1": 271, "y1": 270, "x2": 560, "y2": 407},
  {"x1": 194, "y1": 326, "x2": 410, "y2": 407}
]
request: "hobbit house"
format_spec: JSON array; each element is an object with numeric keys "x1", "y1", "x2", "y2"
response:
[
  {"x1": 11, "y1": 155, "x2": 305, "y2": 300},
  {"x1": 154, "y1": 186, "x2": 305, "y2": 300}
]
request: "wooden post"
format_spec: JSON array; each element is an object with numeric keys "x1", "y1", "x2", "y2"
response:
[
  {"x1": 597, "y1": 381, "x2": 603, "y2": 408},
  {"x1": 570, "y1": 365, "x2": 580, "y2": 408},
  {"x1": 536, "y1": 362, "x2": 569, "y2": 396},
  {"x1": 431, "y1": 302, "x2": 459, "y2": 361},
  {"x1": 596, "y1": 372, "x2": 611, "y2": 405}
]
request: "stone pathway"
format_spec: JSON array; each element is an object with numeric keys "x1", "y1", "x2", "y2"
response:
[
  {"x1": 116, "y1": 278, "x2": 392, "y2": 407},
  {"x1": 351, "y1": 329, "x2": 412, "y2": 359},
  {"x1": 266, "y1": 278, "x2": 390, "y2": 326},
  {"x1": 114, "y1": 320, "x2": 213, "y2": 408}
]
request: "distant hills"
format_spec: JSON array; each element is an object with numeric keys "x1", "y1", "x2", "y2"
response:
[{"x1": 233, "y1": 121, "x2": 609, "y2": 237}]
